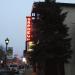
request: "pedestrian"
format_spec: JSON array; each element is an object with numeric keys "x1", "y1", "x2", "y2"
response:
[{"x1": 11, "y1": 68, "x2": 15, "y2": 75}]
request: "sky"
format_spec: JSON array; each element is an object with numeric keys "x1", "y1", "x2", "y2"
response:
[{"x1": 0, "y1": 0, "x2": 75, "y2": 58}]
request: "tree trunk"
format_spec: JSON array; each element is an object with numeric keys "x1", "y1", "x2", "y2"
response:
[
  {"x1": 45, "y1": 60, "x2": 58, "y2": 75},
  {"x1": 36, "y1": 62, "x2": 45, "y2": 75},
  {"x1": 32, "y1": 63, "x2": 37, "y2": 72},
  {"x1": 57, "y1": 62, "x2": 65, "y2": 75},
  {"x1": 45, "y1": 60, "x2": 65, "y2": 75}
]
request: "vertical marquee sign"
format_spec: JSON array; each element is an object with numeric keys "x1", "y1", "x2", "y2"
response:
[
  {"x1": 26, "y1": 16, "x2": 33, "y2": 52},
  {"x1": 26, "y1": 16, "x2": 32, "y2": 41}
]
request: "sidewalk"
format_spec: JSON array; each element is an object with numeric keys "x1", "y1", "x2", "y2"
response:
[
  {"x1": 32, "y1": 72, "x2": 37, "y2": 75},
  {"x1": 25, "y1": 68, "x2": 37, "y2": 75}
]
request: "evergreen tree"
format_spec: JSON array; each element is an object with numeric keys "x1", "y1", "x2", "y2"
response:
[
  {"x1": 0, "y1": 45, "x2": 5, "y2": 60},
  {"x1": 31, "y1": 1, "x2": 72, "y2": 75}
]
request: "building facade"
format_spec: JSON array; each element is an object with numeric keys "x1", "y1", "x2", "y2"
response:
[
  {"x1": 58, "y1": 3, "x2": 75, "y2": 75},
  {"x1": 59, "y1": 3, "x2": 75, "y2": 63},
  {"x1": 31, "y1": 2, "x2": 75, "y2": 75}
]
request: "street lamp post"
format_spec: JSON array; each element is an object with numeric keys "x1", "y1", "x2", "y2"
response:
[
  {"x1": 5, "y1": 38, "x2": 9, "y2": 67},
  {"x1": 22, "y1": 57, "x2": 27, "y2": 72}
]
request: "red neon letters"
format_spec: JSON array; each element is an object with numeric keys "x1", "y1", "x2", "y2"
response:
[{"x1": 26, "y1": 16, "x2": 32, "y2": 41}]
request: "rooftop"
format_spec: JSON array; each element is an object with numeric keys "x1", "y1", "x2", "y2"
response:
[{"x1": 57, "y1": 2, "x2": 75, "y2": 7}]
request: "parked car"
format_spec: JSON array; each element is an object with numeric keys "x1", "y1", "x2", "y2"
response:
[{"x1": 7, "y1": 64, "x2": 19, "y2": 73}]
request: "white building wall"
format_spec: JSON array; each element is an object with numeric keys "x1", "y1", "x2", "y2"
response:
[
  {"x1": 61, "y1": 6, "x2": 75, "y2": 75},
  {"x1": 61, "y1": 6, "x2": 75, "y2": 63},
  {"x1": 65, "y1": 64, "x2": 75, "y2": 75}
]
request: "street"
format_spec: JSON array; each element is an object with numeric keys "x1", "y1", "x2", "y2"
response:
[{"x1": 0, "y1": 67, "x2": 33, "y2": 75}]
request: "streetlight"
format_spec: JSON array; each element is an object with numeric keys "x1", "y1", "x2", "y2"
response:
[
  {"x1": 22, "y1": 57, "x2": 27, "y2": 64},
  {"x1": 5, "y1": 38, "x2": 9, "y2": 67}
]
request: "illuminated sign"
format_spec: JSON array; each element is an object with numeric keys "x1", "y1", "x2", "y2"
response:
[
  {"x1": 27, "y1": 41, "x2": 35, "y2": 52},
  {"x1": 26, "y1": 16, "x2": 32, "y2": 41}
]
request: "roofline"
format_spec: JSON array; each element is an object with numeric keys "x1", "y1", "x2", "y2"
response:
[
  {"x1": 56, "y1": 2, "x2": 75, "y2": 7},
  {"x1": 33, "y1": 2, "x2": 75, "y2": 7}
]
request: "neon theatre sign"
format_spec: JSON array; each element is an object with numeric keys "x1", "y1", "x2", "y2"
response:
[{"x1": 26, "y1": 16, "x2": 32, "y2": 41}]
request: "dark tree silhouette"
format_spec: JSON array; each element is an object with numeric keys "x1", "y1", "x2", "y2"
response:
[
  {"x1": 31, "y1": 1, "x2": 72, "y2": 75},
  {"x1": 0, "y1": 45, "x2": 5, "y2": 60}
]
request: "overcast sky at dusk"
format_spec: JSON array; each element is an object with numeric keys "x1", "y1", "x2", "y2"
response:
[{"x1": 0, "y1": 0, "x2": 75, "y2": 58}]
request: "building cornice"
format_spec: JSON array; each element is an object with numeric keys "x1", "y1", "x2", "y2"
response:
[{"x1": 56, "y1": 2, "x2": 75, "y2": 7}]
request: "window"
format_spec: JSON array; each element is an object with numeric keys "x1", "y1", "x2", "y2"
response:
[{"x1": 32, "y1": 13, "x2": 35, "y2": 17}]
